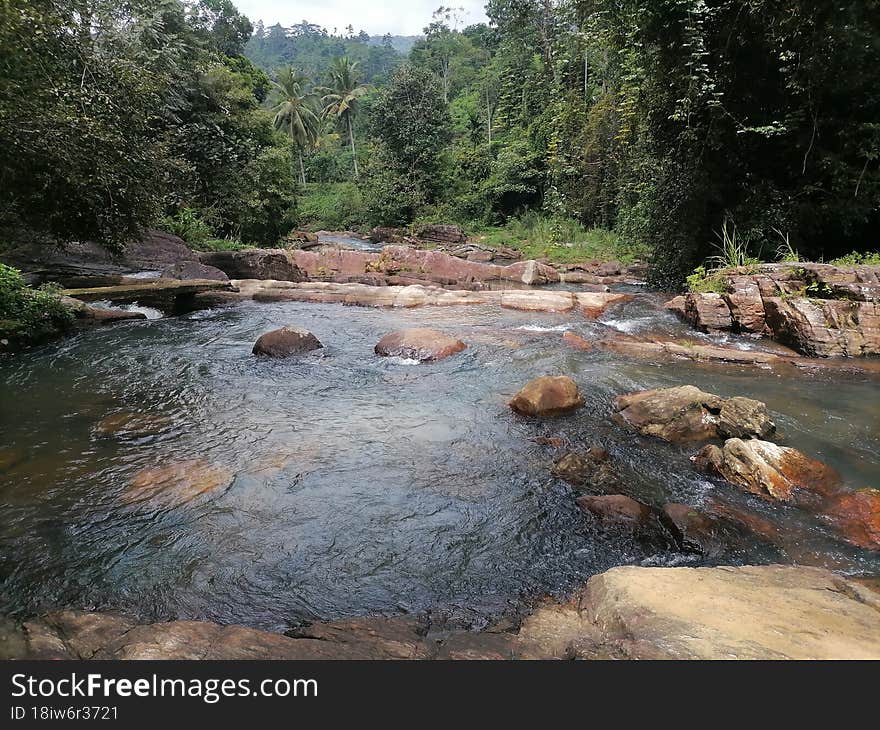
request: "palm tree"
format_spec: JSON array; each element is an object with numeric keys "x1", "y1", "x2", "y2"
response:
[
  {"x1": 270, "y1": 67, "x2": 321, "y2": 184},
  {"x1": 319, "y1": 57, "x2": 370, "y2": 178}
]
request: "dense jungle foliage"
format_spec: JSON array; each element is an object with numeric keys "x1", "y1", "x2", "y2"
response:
[{"x1": 1, "y1": 0, "x2": 878, "y2": 291}]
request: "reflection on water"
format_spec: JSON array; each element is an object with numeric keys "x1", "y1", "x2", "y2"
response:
[{"x1": 0, "y1": 295, "x2": 878, "y2": 631}]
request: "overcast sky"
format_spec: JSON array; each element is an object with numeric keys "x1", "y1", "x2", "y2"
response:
[{"x1": 234, "y1": 1, "x2": 490, "y2": 36}]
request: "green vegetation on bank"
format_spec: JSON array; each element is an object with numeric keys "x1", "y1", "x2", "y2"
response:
[
  {"x1": 0, "y1": 264, "x2": 72, "y2": 345},
  {"x1": 1, "y1": 1, "x2": 878, "y2": 292}
]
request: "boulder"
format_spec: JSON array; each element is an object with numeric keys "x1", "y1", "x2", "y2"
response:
[
  {"x1": 199, "y1": 249, "x2": 307, "y2": 282},
  {"x1": 253, "y1": 327, "x2": 323, "y2": 357},
  {"x1": 370, "y1": 226, "x2": 405, "y2": 243},
  {"x1": 693, "y1": 438, "x2": 841, "y2": 503},
  {"x1": 576, "y1": 292, "x2": 632, "y2": 318},
  {"x1": 500, "y1": 290, "x2": 575, "y2": 312},
  {"x1": 374, "y1": 328, "x2": 466, "y2": 362},
  {"x1": 125, "y1": 459, "x2": 233, "y2": 508},
  {"x1": 821, "y1": 488, "x2": 880, "y2": 551},
  {"x1": 93, "y1": 412, "x2": 173, "y2": 439},
  {"x1": 576, "y1": 494, "x2": 653, "y2": 527},
  {"x1": 612, "y1": 385, "x2": 775, "y2": 443},
  {"x1": 685, "y1": 292, "x2": 734, "y2": 331},
  {"x1": 552, "y1": 447, "x2": 618, "y2": 490},
  {"x1": 581, "y1": 565, "x2": 880, "y2": 659},
  {"x1": 160, "y1": 260, "x2": 229, "y2": 281},
  {"x1": 413, "y1": 223, "x2": 467, "y2": 243},
  {"x1": 508, "y1": 376, "x2": 584, "y2": 417}
]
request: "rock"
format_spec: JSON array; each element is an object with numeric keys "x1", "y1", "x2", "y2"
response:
[
  {"x1": 509, "y1": 376, "x2": 584, "y2": 417},
  {"x1": 62, "y1": 279, "x2": 233, "y2": 304},
  {"x1": 562, "y1": 332, "x2": 593, "y2": 351},
  {"x1": 2, "y1": 229, "x2": 211, "y2": 284},
  {"x1": 286, "y1": 230, "x2": 319, "y2": 243},
  {"x1": 552, "y1": 447, "x2": 618, "y2": 490},
  {"x1": 60, "y1": 296, "x2": 149, "y2": 324},
  {"x1": 413, "y1": 223, "x2": 467, "y2": 243},
  {"x1": 665, "y1": 264, "x2": 880, "y2": 357},
  {"x1": 0, "y1": 447, "x2": 26, "y2": 472},
  {"x1": 764, "y1": 296, "x2": 880, "y2": 358},
  {"x1": 664, "y1": 295, "x2": 687, "y2": 319},
  {"x1": 125, "y1": 459, "x2": 233, "y2": 508},
  {"x1": 519, "y1": 259, "x2": 552, "y2": 285},
  {"x1": 581, "y1": 565, "x2": 880, "y2": 659},
  {"x1": 576, "y1": 494, "x2": 653, "y2": 527},
  {"x1": 374, "y1": 328, "x2": 466, "y2": 362},
  {"x1": 661, "y1": 503, "x2": 727, "y2": 556},
  {"x1": 821, "y1": 488, "x2": 880, "y2": 550},
  {"x1": 693, "y1": 438, "x2": 841, "y2": 503},
  {"x1": 500, "y1": 290, "x2": 575, "y2": 312},
  {"x1": 576, "y1": 292, "x2": 632, "y2": 318},
  {"x1": 599, "y1": 336, "x2": 784, "y2": 367},
  {"x1": 160, "y1": 260, "x2": 229, "y2": 281},
  {"x1": 612, "y1": 385, "x2": 775, "y2": 443},
  {"x1": 252, "y1": 327, "x2": 323, "y2": 357},
  {"x1": 199, "y1": 249, "x2": 307, "y2": 282},
  {"x1": 93, "y1": 412, "x2": 173, "y2": 439}
]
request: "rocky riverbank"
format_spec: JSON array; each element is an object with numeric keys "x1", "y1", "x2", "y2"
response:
[
  {"x1": 666, "y1": 263, "x2": 880, "y2": 357},
  {"x1": 3, "y1": 565, "x2": 878, "y2": 660}
]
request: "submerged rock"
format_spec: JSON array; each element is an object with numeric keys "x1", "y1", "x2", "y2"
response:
[
  {"x1": 561, "y1": 332, "x2": 593, "y2": 351},
  {"x1": 821, "y1": 488, "x2": 880, "y2": 551},
  {"x1": 374, "y1": 328, "x2": 466, "y2": 362},
  {"x1": 252, "y1": 327, "x2": 323, "y2": 357},
  {"x1": 576, "y1": 494, "x2": 653, "y2": 527},
  {"x1": 552, "y1": 447, "x2": 618, "y2": 490},
  {"x1": 125, "y1": 459, "x2": 233, "y2": 508},
  {"x1": 509, "y1": 376, "x2": 584, "y2": 417},
  {"x1": 661, "y1": 503, "x2": 728, "y2": 557},
  {"x1": 612, "y1": 385, "x2": 775, "y2": 443},
  {"x1": 93, "y1": 412, "x2": 173, "y2": 439},
  {"x1": 0, "y1": 448, "x2": 26, "y2": 472},
  {"x1": 693, "y1": 438, "x2": 841, "y2": 503}
]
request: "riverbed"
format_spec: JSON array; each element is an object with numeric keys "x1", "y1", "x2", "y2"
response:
[{"x1": 1, "y1": 290, "x2": 878, "y2": 632}]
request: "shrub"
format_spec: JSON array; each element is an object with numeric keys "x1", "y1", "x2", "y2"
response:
[
  {"x1": 686, "y1": 266, "x2": 727, "y2": 294},
  {"x1": 829, "y1": 251, "x2": 880, "y2": 266},
  {"x1": 0, "y1": 263, "x2": 73, "y2": 345},
  {"x1": 160, "y1": 208, "x2": 214, "y2": 246},
  {"x1": 298, "y1": 183, "x2": 366, "y2": 230}
]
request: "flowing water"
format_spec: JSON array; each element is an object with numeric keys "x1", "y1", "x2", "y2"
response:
[{"x1": 1, "y1": 291, "x2": 878, "y2": 631}]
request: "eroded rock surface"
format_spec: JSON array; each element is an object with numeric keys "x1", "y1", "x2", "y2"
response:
[
  {"x1": 613, "y1": 385, "x2": 775, "y2": 443},
  {"x1": 125, "y1": 459, "x2": 234, "y2": 508}
]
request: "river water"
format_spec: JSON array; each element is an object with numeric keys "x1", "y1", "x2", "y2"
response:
[{"x1": 1, "y1": 290, "x2": 878, "y2": 631}]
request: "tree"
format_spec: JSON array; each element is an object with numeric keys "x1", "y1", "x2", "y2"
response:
[
  {"x1": 319, "y1": 57, "x2": 370, "y2": 178},
  {"x1": 270, "y1": 66, "x2": 321, "y2": 184}
]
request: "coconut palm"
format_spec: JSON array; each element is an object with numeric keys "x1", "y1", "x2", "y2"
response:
[
  {"x1": 319, "y1": 57, "x2": 370, "y2": 178},
  {"x1": 270, "y1": 66, "x2": 321, "y2": 184}
]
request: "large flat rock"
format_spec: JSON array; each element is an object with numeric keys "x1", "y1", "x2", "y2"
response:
[{"x1": 581, "y1": 565, "x2": 880, "y2": 659}]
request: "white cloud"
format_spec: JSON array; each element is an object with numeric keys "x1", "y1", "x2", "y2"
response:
[{"x1": 236, "y1": 0, "x2": 489, "y2": 36}]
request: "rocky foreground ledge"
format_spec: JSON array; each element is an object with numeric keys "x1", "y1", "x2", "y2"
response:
[{"x1": 3, "y1": 566, "x2": 879, "y2": 660}]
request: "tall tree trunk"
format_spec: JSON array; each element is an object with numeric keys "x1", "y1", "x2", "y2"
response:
[
  {"x1": 486, "y1": 88, "x2": 493, "y2": 144},
  {"x1": 348, "y1": 114, "x2": 359, "y2": 178},
  {"x1": 299, "y1": 149, "x2": 306, "y2": 185}
]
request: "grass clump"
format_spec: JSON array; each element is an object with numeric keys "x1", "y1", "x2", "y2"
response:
[
  {"x1": 686, "y1": 265, "x2": 728, "y2": 294},
  {"x1": 190, "y1": 238, "x2": 248, "y2": 252},
  {"x1": 298, "y1": 183, "x2": 366, "y2": 231}
]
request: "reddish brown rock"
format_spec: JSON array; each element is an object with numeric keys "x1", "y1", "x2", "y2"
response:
[
  {"x1": 413, "y1": 223, "x2": 467, "y2": 243},
  {"x1": 613, "y1": 386, "x2": 775, "y2": 443},
  {"x1": 500, "y1": 290, "x2": 574, "y2": 312},
  {"x1": 252, "y1": 327, "x2": 323, "y2": 357},
  {"x1": 821, "y1": 488, "x2": 880, "y2": 551},
  {"x1": 576, "y1": 292, "x2": 632, "y2": 318},
  {"x1": 693, "y1": 438, "x2": 841, "y2": 503},
  {"x1": 685, "y1": 292, "x2": 734, "y2": 331},
  {"x1": 94, "y1": 412, "x2": 173, "y2": 439},
  {"x1": 125, "y1": 460, "x2": 234, "y2": 508},
  {"x1": 724, "y1": 276, "x2": 766, "y2": 333},
  {"x1": 577, "y1": 495, "x2": 653, "y2": 526},
  {"x1": 662, "y1": 503, "x2": 726, "y2": 556},
  {"x1": 374, "y1": 328, "x2": 466, "y2": 362},
  {"x1": 562, "y1": 332, "x2": 593, "y2": 351},
  {"x1": 552, "y1": 448, "x2": 618, "y2": 490},
  {"x1": 509, "y1": 376, "x2": 584, "y2": 417}
]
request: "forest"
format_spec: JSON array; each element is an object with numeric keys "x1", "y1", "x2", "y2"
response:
[{"x1": 1, "y1": 0, "x2": 879, "y2": 294}]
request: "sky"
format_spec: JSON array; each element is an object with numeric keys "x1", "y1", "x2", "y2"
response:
[{"x1": 234, "y1": 0, "x2": 490, "y2": 36}]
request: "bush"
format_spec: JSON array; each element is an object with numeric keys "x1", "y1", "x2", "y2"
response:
[
  {"x1": 829, "y1": 251, "x2": 880, "y2": 266},
  {"x1": 298, "y1": 183, "x2": 366, "y2": 230},
  {"x1": 190, "y1": 238, "x2": 247, "y2": 252},
  {"x1": 236, "y1": 147, "x2": 298, "y2": 245},
  {"x1": 160, "y1": 208, "x2": 215, "y2": 246},
  {"x1": 0, "y1": 263, "x2": 73, "y2": 344}
]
